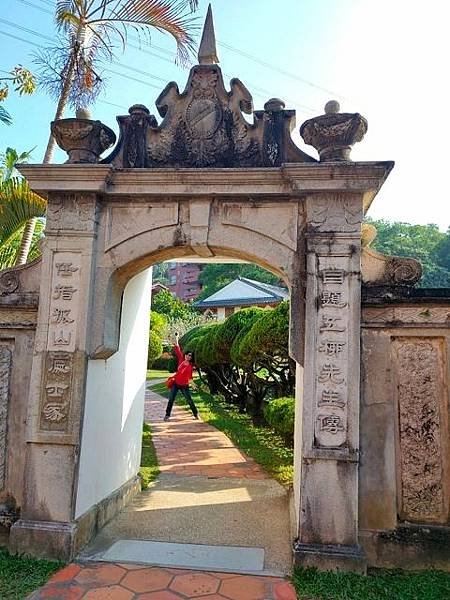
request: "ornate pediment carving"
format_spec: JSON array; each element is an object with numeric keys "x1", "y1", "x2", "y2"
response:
[{"x1": 107, "y1": 63, "x2": 315, "y2": 169}]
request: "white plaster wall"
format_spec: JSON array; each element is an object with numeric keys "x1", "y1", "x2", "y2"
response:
[
  {"x1": 75, "y1": 268, "x2": 152, "y2": 518},
  {"x1": 216, "y1": 306, "x2": 226, "y2": 321}
]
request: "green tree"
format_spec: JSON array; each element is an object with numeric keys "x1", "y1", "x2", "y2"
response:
[
  {"x1": 195, "y1": 263, "x2": 282, "y2": 301},
  {"x1": 152, "y1": 289, "x2": 198, "y2": 321},
  {"x1": 17, "y1": 0, "x2": 200, "y2": 265},
  {"x1": 0, "y1": 65, "x2": 36, "y2": 125},
  {"x1": 367, "y1": 218, "x2": 450, "y2": 287},
  {"x1": 0, "y1": 148, "x2": 46, "y2": 269},
  {"x1": 147, "y1": 310, "x2": 166, "y2": 367},
  {"x1": 147, "y1": 330, "x2": 163, "y2": 367}
]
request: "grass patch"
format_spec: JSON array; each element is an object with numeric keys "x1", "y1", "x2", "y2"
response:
[
  {"x1": 139, "y1": 422, "x2": 159, "y2": 489},
  {"x1": 293, "y1": 566, "x2": 450, "y2": 600},
  {"x1": 147, "y1": 368, "x2": 173, "y2": 380},
  {"x1": 0, "y1": 548, "x2": 63, "y2": 600},
  {"x1": 151, "y1": 381, "x2": 293, "y2": 486}
]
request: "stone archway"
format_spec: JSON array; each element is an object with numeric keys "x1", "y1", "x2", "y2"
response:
[{"x1": 7, "y1": 13, "x2": 395, "y2": 572}]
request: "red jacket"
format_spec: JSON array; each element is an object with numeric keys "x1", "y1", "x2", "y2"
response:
[{"x1": 174, "y1": 344, "x2": 193, "y2": 386}]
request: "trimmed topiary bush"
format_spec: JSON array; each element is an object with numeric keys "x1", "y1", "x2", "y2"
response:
[{"x1": 264, "y1": 396, "x2": 295, "y2": 444}]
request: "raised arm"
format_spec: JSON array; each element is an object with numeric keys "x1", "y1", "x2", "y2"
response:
[{"x1": 174, "y1": 343, "x2": 183, "y2": 365}]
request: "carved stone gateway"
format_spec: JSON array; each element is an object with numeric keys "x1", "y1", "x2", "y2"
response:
[{"x1": 6, "y1": 7, "x2": 422, "y2": 572}]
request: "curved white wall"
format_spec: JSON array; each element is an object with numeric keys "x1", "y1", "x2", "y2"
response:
[{"x1": 75, "y1": 269, "x2": 152, "y2": 518}]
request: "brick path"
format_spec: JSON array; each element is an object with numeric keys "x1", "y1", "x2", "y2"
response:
[
  {"x1": 29, "y1": 562, "x2": 297, "y2": 599},
  {"x1": 144, "y1": 389, "x2": 267, "y2": 479},
  {"x1": 29, "y1": 386, "x2": 296, "y2": 599}
]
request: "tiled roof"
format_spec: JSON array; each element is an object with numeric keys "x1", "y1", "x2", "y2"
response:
[{"x1": 194, "y1": 277, "x2": 288, "y2": 308}]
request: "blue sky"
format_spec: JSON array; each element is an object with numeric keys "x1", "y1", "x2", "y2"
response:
[{"x1": 1, "y1": 0, "x2": 448, "y2": 229}]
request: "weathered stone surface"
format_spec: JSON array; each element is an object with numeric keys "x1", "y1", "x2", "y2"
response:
[
  {"x1": 394, "y1": 338, "x2": 448, "y2": 523},
  {"x1": 300, "y1": 101, "x2": 368, "y2": 161},
  {"x1": 294, "y1": 542, "x2": 366, "y2": 573},
  {"x1": 52, "y1": 118, "x2": 116, "y2": 164},
  {"x1": 0, "y1": 347, "x2": 11, "y2": 490},
  {"x1": 107, "y1": 63, "x2": 314, "y2": 168},
  {"x1": 361, "y1": 223, "x2": 423, "y2": 287}
]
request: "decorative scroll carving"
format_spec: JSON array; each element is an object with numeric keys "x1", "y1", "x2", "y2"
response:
[
  {"x1": 394, "y1": 339, "x2": 447, "y2": 523},
  {"x1": 385, "y1": 257, "x2": 422, "y2": 285},
  {"x1": 0, "y1": 346, "x2": 11, "y2": 489},
  {"x1": 0, "y1": 270, "x2": 20, "y2": 295},
  {"x1": 361, "y1": 223, "x2": 423, "y2": 287}
]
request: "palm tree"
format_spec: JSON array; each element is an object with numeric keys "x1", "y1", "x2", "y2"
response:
[
  {"x1": 16, "y1": 0, "x2": 199, "y2": 265},
  {"x1": 0, "y1": 148, "x2": 46, "y2": 269}
]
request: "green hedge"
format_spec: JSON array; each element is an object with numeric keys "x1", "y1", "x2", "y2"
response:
[{"x1": 264, "y1": 396, "x2": 295, "y2": 444}]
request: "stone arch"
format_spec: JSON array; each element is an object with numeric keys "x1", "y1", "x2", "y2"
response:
[{"x1": 89, "y1": 199, "x2": 299, "y2": 359}]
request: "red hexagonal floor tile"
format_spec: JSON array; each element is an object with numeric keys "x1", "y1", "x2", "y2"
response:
[
  {"x1": 27, "y1": 583, "x2": 85, "y2": 600},
  {"x1": 122, "y1": 567, "x2": 173, "y2": 593},
  {"x1": 170, "y1": 572, "x2": 220, "y2": 597},
  {"x1": 137, "y1": 592, "x2": 185, "y2": 600},
  {"x1": 220, "y1": 575, "x2": 268, "y2": 600},
  {"x1": 47, "y1": 564, "x2": 82, "y2": 584},
  {"x1": 82, "y1": 585, "x2": 134, "y2": 599},
  {"x1": 75, "y1": 564, "x2": 126, "y2": 586}
]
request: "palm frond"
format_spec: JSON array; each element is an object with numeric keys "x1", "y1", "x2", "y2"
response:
[
  {"x1": 0, "y1": 105, "x2": 12, "y2": 126},
  {"x1": 0, "y1": 218, "x2": 44, "y2": 270},
  {"x1": 92, "y1": 0, "x2": 199, "y2": 65},
  {"x1": 0, "y1": 178, "x2": 46, "y2": 244}
]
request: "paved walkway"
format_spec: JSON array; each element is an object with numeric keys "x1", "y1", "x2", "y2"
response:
[
  {"x1": 29, "y1": 562, "x2": 297, "y2": 599},
  {"x1": 30, "y1": 386, "x2": 296, "y2": 598},
  {"x1": 145, "y1": 389, "x2": 268, "y2": 479}
]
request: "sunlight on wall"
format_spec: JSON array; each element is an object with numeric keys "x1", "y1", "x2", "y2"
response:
[{"x1": 75, "y1": 268, "x2": 152, "y2": 519}]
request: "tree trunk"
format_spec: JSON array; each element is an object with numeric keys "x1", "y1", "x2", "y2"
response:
[{"x1": 15, "y1": 48, "x2": 78, "y2": 265}]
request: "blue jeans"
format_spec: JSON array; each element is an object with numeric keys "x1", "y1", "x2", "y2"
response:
[{"x1": 166, "y1": 384, "x2": 198, "y2": 417}]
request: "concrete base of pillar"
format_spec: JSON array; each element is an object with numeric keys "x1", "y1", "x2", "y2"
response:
[
  {"x1": 294, "y1": 542, "x2": 367, "y2": 573},
  {"x1": 10, "y1": 519, "x2": 77, "y2": 561},
  {"x1": 9, "y1": 475, "x2": 141, "y2": 560}
]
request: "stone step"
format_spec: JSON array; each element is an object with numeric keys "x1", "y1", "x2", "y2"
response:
[{"x1": 85, "y1": 539, "x2": 274, "y2": 575}]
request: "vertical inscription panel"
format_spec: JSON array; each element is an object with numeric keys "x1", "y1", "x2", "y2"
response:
[
  {"x1": 39, "y1": 352, "x2": 74, "y2": 432},
  {"x1": 47, "y1": 253, "x2": 81, "y2": 353},
  {"x1": 314, "y1": 261, "x2": 351, "y2": 449},
  {"x1": 0, "y1": 346, "x2": 11, "y2": 489},
  {"x1": 393, "y1": 338, "x2": 449, "y2": 523},
  {"x1": 40, "y1": 252, "x2": 81, "y2": 434}
]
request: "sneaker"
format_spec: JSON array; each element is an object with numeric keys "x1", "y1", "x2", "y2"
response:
[
  {"x1": 164, "y1": 415, "x2": 170, "y2": 421},
  {"x1": 193, "y1": 415, "x2": 199, "y2": 420}
]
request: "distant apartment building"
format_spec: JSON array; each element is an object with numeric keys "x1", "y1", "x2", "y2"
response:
[{"x1": 167, "y1": 263, "x2": 203, "y2": 302}]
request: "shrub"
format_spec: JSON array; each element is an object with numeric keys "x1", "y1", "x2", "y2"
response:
[
  {"x1": 147, "y1": 330, "x2": 163, "y2": 368},
  {"x1": 264, "y1": 396, "x2": 295, "y2": 444}
]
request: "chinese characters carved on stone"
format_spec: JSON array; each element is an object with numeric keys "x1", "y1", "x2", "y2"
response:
[{"x1": 314, "y1": 264, "x2": 349, "y2": 448}]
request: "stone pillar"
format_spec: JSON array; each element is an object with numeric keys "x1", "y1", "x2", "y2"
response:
[
  {"x1": 10, "y1": 193, "x2": 97, "y2": 560},
  {"x1": 294, "y1": 192, "x2": 366, "y2": 572}
]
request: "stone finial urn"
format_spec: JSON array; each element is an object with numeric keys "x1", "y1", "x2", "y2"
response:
[
  {"x1": 51, "y1": 110, "x2": 116, "y2": 164},
  {"x1": 300, "y1": 100, "x2": 368, "y2": 161}
]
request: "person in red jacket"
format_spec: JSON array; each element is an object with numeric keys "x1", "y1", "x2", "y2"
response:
[{"x1": 164, "y1": 333, "x2": 199, "y2": 421}]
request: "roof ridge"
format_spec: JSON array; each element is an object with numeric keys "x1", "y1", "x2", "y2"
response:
[{"x1": 239, "y1": 277, "x2": 286, "y2": 299}]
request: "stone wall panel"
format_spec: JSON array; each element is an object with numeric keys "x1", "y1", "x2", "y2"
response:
[{"x1": 393, "y1": 337, "x2": 449, "y2": 524}]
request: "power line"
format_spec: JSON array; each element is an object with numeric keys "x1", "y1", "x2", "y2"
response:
[
  {"x1": 14, "y1": 0, "x2": 336, "y2": 107},
  {"x1": 217, "y1": 40, "x2": 346, "y2": 101}
]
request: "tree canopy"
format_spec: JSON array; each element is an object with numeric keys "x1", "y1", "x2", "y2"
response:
[{"x1": 367, "y1": 218, "x2": 450, "y2": 287}]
